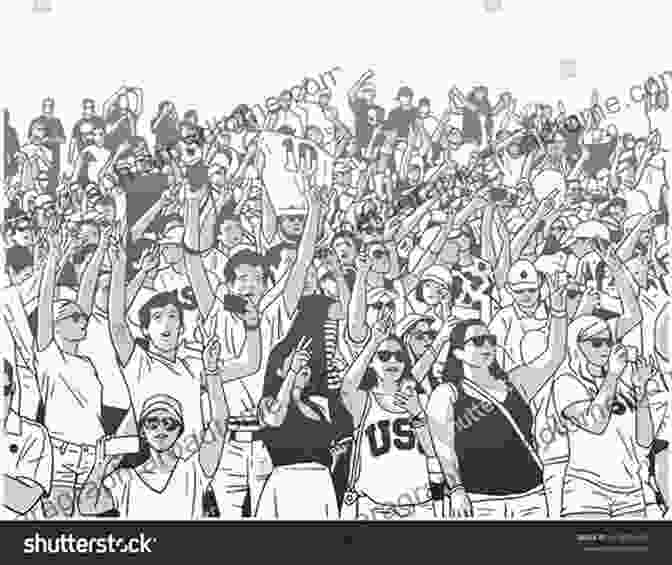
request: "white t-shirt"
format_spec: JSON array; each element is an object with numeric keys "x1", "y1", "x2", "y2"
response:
[
  {"x1": 488, "y1": 303, "x2": 548, "y2": 371},
  {"x1": 206, "y1": 287, "x2": 294, "y2": 416},
  {"x1": 103, "y1": 456, "x2": 207, "y2": 520},
  {"x1": 36, "y1": 342, "x2": 106, "y2": 445},
  {"x1": 554, "y1": 370, "x2": 643, "y2": 491},
  {"x1": 78, "y1": 308, "x2": 132, "y2": 411},
  {"x1": 122, "y1": 345, "x2": 205, "y2": 442}
]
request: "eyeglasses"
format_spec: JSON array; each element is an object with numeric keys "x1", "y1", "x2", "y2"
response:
[
  {"x1": 411, "y1": 330, "x2": 437, "y2": 342},
  {"x1": 371, "y1": 249, "x2": 389, "y2": 259},
  {"x1": 376, "y1": 350, "x2": 404, "y2": 362},
  {"x1": 143, "y1": 417, "x2": 181, "y2": 432},
  {"x1": 66, "y1": 312, "x2": 90, "y2": 324},
  {"x1": 465, "y1": 334, "x2": 497, "y2": 347},
  {"x1": 580, "y1": 337, "x2": 614, "y2": 349},
  {"x1": 369, "y1": 301, "x2": 395, "y2": 311}
]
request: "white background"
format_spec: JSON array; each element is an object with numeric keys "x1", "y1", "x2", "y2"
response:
[{"x1": 0, "y1": 0, "x2": 670, "y2": 140}]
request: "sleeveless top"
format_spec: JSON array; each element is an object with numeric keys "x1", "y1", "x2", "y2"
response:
[
  {"x1": 452, "y1": 380, "x2": 543, "y2": 496},
  {"x1": 354, "y1": 394, "x2": 431, "y2": 505}
]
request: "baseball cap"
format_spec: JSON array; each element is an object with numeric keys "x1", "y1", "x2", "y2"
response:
[
  {"x1": 139, "y1": 394, "x2": 184, "y2": 424},
  {"x1": 420, "y1": 265, "x2": 453, "y2": 288},
  {"x1": 396, "y1": 314, "x2": 434, "y2": 340},
  {"x1": 507, "y1": 260, "x2": 541, "y2": 290},
  {"x1": 53, "y1": 299, "x2": 86, "y2": 323},
  {"x1": 566, "y1": 220, "x2": 610, "y2": 244},
  {"x1": 396, "y1": 86, "x2": 414, "y2": 99},
  {"x1": 278, "y1": 204, "x2": 307, "y2": 217}
]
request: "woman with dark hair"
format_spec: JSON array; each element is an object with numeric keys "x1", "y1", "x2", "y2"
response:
[
  {"x1": 426, "y1": 273, "x2": 568, "y2": 518},
  {"x1": 339, "y1": 306, "x2": 445, "y2": 520},
  {"x1": 255, "y1": 294, "x2": 349, "y2": 519}
]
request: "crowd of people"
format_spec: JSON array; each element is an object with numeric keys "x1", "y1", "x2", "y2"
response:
[{"x1": 2, "y1": 69, "x2": 672, "y2": 520}]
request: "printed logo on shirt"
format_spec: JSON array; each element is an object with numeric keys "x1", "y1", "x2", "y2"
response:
[{"x1": 365, "y1": 417, "x2": 426, "y2": 457}]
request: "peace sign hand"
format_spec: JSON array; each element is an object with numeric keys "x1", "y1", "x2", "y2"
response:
[
  {"x1": 197, "y1": 317, "x2": 221, "y2": 373},
  {"x1": 371, "y1": 304, "x2": 395, "y2": 345},
  {"x1": 287, "y1": 337, "x2": 312, "y2": 377}
]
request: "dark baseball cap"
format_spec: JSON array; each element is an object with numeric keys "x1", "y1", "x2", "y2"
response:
[{"x1": 396, "y1": 86, "x2": 414, "y2": 99}]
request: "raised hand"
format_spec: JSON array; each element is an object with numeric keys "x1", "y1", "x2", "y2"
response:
[
  {"x1": 198, "y1": 317, "x2": 221, "y2": 373},
  {"x1": 632, "y1": 355, "x2": 659, "y2": 401},
  {"x1": 371, "y1": 304, "x2": 395, "y2": 345},
  {"x1": 393, "y1": 380, "x2": 423, "y2": 418},
  {"x1": 288, "y1": 337, "x2": 312, "y2": 378},
  {"x1": 608, "y1": 344, "x2": 629, "y2": 377},
  {"x1": 548, "y1": 271, "x2": 567, "y2": 312}
]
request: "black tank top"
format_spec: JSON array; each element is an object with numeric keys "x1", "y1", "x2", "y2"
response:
[{"x1": 453, "y1": 381, "x2": 542, "y2": 496}]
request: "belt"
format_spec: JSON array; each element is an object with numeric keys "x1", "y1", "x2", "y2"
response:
[
  {"x1": 370, "y1": 504, "x2": 415, "y2": 519},
  {"x1": 50, "y1": 437, "x2": 96, "y2": 454}
]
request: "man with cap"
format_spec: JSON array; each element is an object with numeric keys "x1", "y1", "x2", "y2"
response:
[
  {"x1": 489, "y1": 260, "x2": 549, "y2": 371},
  {"x1": 386, "y1": 86, "x2": 418, "y2": 143},
  {"x1": 412, "y1": 265, "x2": 456, "y2": 326}
]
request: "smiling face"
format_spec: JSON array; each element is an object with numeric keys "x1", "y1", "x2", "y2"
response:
[
  {"x1": 144, "y1": 304, "x2": 182, "y2": 353},
  {"x1": 142, "y1": 409, "x2": 182, "y2": 453},
  {"x1": 510, "y1": 285, "x2": 540, "y2": 310},
  {"x1": 454, "y1": 324, "x2": 497, "y2": 369},
  {"x1": 230, "y1": 264, "x2": 266, "y2": 306},
  {"x1": 371, "y1": 338, "x2": 406, "y2": 387}
]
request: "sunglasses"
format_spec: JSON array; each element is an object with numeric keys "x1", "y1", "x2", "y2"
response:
[
  {"x1": 566, "y1": 288, "x2": 583, "y2": 299},
  {"x1": 376, "y1": 350, "x2": 404, "y2": 362},
  {"x1": 66, "y1": 312, "x2": 90, "y2": 324},
  {"x1": 371, "y1": 249, "x2": 389, "y2": 259},
  {"x1": 143, "y1": 417, "x2": 181, "y2": 432},
  {"x1": 369, "y1": 301, "x2": 395, "y2": 311},
  {"x1": 580, "y1": 337, "x2": 614, "y2": 349},
  {"x1": 411, "y1": 330, "x2": 437, "y2": 342},
  {"x1": 465, "y1": 334, "x2": 497, "y2": 347}
]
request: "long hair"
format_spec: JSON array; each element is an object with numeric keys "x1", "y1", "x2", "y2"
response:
[
  {"x1": 262, "y1": 294, "x2": 335, "y2": 401},
  {"x1": 359, "y1": 334, "x2": 414, "y2": 391},
  {"x1": 439, "y1": 319, "x2": 508, "y2": 388}
]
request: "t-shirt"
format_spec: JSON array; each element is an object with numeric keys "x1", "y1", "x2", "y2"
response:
[
  {"x1": 28, "y1": 115, "x2": 65, "y2": 167},
  {"x1": 72, "y1": 116, "x2": 106, "y2": 153},
  {"x1": 385, "y1": 106, "x2": 417, "y2": 139},
  {"x1": 36, "y1": 342, "x2": 106, "y2": 445},
  {"x1": 554, "y1": 370, "x2": 643, "y2": 490},
  {"x1": 78, "y1": 309, "x2": 132, "y2": 411},
  {"x1": 154, "y1": 115, "x2": 180, "y2": 148},
  {"x1": 105, "y1": 109, "x2": 137, "y2": 152},
  {"x1": 103, "y1": 456, "x2": 206, "y2": 520},
  {"x1": 205, "y1": 288, "x2": 294, "y2": 416},
  {"x1": 152, "y1": 266, "x2": 202, "y2": 348},
  {"x1": 122, "y1": 345, "x2": 205, "y2": 442}
]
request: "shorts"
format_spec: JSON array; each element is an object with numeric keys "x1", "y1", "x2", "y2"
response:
[
  {"x1": 50, "y1": 437, "x2": 96, "y2": 489},
  {"x1": 561, "y1": 474, "x2": 645, "y2": 518},
  {"x1": 468, "y1": 485, "x2": 548, "y2": 519}
]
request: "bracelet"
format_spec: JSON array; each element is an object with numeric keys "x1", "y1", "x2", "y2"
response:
[
  {"x1": 446, "y1": 484, "x2": 465, "y2": 497},
  {"x1": 550, "y1": 309, "x2": 567, "y2": 317}
]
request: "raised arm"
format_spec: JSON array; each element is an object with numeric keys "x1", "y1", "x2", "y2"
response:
[
  {"x1": 129, "y1": 189, "x2": 174, "y2": 243},
  {"x1": 183, "y1": 184, "x2": 216, "y2": 318},
  {"x1": 199, "y1": 333, "x2": 230, "y2": 478},
  {"x1": 281, "y1": 176, "x2": 322, "y2": 315},
  {"x1": 108, "y1": 232, "x2": 134, "y2": 367},
  {"x1": 509, "y1": 272, "x2": 568, "y2": 402},
  {"x1": 36, "y1": 225, "x2": 62, "y2": 351},
  {"x1": 348, "y1": 253, "x2": 371, "y2": 344},
  {"x1": 341, "y1": 306, "x2": 394, "y2": 424},
  {"x1": 77, "y1": 225, "x2": 112, "y2": 316}
]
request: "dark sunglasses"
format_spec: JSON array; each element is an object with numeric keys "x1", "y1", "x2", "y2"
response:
[
  {"x1": 465, "y1": 334, "x2": 497, "y2": 347},
  {"x1": 376, "y1": 350, "x2": 404, "y2": 362},
  {"x1": 371, "y1": 249, "x2": 389, "y2": 259},
  {"x1": 412, "y1": 330, "x2": 437, "y2": 342},
  {"x1": 67, "y1": 312, "x2": 90, "y2": 324},
  {"x1": 580, "y1": 337, "x2": 614, "y2": 349},
  {"x1": 143, "y1": 417, "x2": 181, "y2": 432},
  {"x1": 369, "y1": 301, "x2": 395, "y2": 311}
]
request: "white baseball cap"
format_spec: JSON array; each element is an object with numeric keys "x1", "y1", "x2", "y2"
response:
[
  {"x1": 507, "y1": 260, "x2": 541, "y2": 290},
  {"x1": 396, "y1": 314, "x2": 434, "y2": 339},
  {"x1": 567, "y1": 220, "x2": 610, "y2": 244},
  {"x1": 420, "y1": 265, "x2": 453, "y2": 288}
]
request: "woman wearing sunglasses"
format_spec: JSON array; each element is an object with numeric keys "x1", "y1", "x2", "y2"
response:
[
  {"x1": 426, "y1": 273, "x2": 568, "y2": 518},
  {"x1": 553, "y1": 315, "x2": 662, "y2": 519},
  {"x1": 79, "y1": 326, "x2": 231, "y2": 520},
  {"x1": 340, "y1": 306, "x2": 444, "y2": 520}
]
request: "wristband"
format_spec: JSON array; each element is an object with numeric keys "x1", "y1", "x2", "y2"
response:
[
  {"x1": 446, "y1": 484, "x2": 465, "y2": 497},
  {"x1": 430, "y1": 482, "x2": 446, "y2": 501},
  {"x1": 244, "y1": 322, "x2": 260, "y2": 331},
  {"x1": 550, "y1": 309, "x2": 567, "y2": 317}
]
